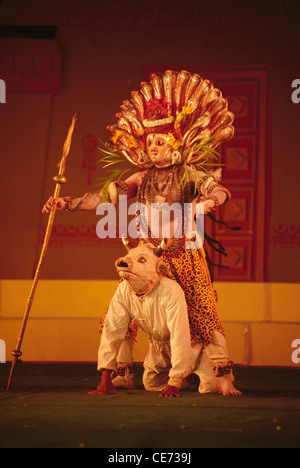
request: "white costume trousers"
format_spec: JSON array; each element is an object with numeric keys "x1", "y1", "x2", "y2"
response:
[{"x1": 120, "y1": 330, "x2": 233, "y2": 393}]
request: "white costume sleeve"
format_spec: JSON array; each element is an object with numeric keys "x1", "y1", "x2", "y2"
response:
[
  {"x1": 97, "y1": 283, "x2": 131, "y2": 371},
  {"x1": 165, "y1": 282, "x2": 191, "y2": 388}
]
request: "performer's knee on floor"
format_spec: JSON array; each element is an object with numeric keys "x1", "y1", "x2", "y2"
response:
[
  {"x1": 143, "y1": 372, "x2": 166, "y2": 392},
  {"x1": 198, "y1": 380, "x2": 220, "y2": 394}
]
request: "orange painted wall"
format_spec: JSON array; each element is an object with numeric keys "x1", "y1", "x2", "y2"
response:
[{"x1": 0, "y1": 1, "x2": 300, "y2": 369}]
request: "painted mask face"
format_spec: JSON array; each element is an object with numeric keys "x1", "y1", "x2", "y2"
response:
[
  {"x1": 146, "y1": 133, "x2": 173, "y2": 168},
  {"x1": 115, "y1": 244, "x2": 166, "y2": 295}
]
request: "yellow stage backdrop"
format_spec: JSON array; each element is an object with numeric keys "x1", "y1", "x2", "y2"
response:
[{"x1": 0, "y1": 280, "x2": 299, "y2": 368}]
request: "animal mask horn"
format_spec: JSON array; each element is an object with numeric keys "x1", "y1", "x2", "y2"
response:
[
  {"x1": 122, "y1": 237, "x2": 134, "y2": 252},
  {"x1": 154, "y1": 238, "x2": 178, "y2": 257},
  {"x1": 154, "y1": 239, "x2": 168, "y2": 257}
]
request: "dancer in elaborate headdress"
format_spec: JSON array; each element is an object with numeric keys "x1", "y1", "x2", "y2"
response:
[{"x1": 43, "y1": 70, "x2": 241, "y2": 396}]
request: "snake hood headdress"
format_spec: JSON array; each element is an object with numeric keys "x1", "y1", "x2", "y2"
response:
[{"x1": 103, "y1": 70, "x2": 234, "y2": 171}]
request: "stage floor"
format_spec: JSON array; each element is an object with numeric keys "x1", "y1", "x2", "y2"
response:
[{"x1": 0, "y1": 363, "x2": 299, "y2": 448}]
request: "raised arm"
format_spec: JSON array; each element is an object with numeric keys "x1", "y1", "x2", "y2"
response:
[
  {"x1": 187, "y1": 166, "x2": 231, "y2": 214},
  {"x1": 42, "y1": 192, "x2": 102, "y2": 213},
  {"x1": 42, "y1": 170, "x2": 147, "y2": 213}
]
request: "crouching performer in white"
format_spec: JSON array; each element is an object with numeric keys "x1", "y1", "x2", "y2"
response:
[
  {"x1": 90, "y1": 239, "x2": 241, "y2": 397},
  {"x1": 90, "y1": 240, "x2": 191, "y2": 398}
]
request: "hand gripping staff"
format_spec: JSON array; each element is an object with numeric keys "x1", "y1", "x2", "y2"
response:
[{"x1": 6, "y1": 114, "x2": 78, "y2": 391}]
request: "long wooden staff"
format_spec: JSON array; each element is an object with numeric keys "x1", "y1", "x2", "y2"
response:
[{"x1": 6, "y1": 113, "x2": 78, "y2": 391}]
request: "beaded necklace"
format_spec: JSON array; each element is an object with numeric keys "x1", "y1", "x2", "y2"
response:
[{"x1": 136, "y1": 165, "x2": 188, "y2": 255}]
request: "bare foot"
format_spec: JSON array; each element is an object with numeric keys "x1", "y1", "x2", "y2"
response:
[
  {"x1": 88, "y1": 370, "x2": 121, "y2": 395},
  {"x1": 219, "y1": 376, "x2": 242, "y2": 396}
]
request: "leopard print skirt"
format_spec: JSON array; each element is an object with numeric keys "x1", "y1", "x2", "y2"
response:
[{"x1": 161, "y1": 247, "x2": 224, "y2": 345}]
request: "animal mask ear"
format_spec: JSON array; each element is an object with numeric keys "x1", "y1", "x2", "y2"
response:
[{"x1": 156, "y1": 260, "x2": 168, "y2": 277}]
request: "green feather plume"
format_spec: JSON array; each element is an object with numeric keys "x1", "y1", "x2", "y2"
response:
[{"x1": 97, "y1": 139, "x2": 133, "y2": 195}]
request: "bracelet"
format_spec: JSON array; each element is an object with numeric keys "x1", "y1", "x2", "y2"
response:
[
  {"x1": 207, "y1": 182, "x2": 221, "y2": 196},
  {"x1": 116, "y1": 180, "x2": 129, "y2": 192},
  {"x1": 62, "y1": 196, "x2": 73, "y2": 211},
  {"x1": 213, "y1": 361, "x2": 234, "y2": 377},
  {"x1": 114, "y1": 363, "x2": 136, "y2": 377},
  {"x1": 62, "y1": 196, "x2": 83, "y2": 212},
  {"x1": 200, "y1": 176, "x2": 214, "y2": 196},
  {"x1": 209, "y1": 194, "x2": 220, "y2": 209},
  {"x1": 201, "y1": 195, "x2": 220, "y2": 211}
]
